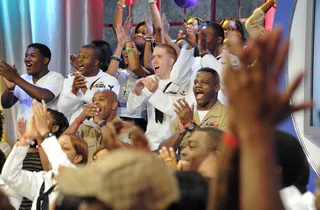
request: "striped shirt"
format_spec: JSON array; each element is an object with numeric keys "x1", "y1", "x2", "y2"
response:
[{"x1": 19, "y1": 151, "x2": 43, "y2": 210}]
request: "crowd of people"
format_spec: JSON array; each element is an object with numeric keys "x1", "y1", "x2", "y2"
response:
[{"x1": 0, "y1": 0, "x2": 319, "y2": 209}]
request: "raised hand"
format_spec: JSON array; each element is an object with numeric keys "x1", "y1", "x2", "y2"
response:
[
  {"x1": 32, "y1": 99, "x2": 50, "y2": 136},
  {"x1": 77, "y1": 103, "x2": 100, "y2": 123},
  {"x1": 224, "y1": 28, "x2": 313, "y2": 139},
  {"x1": 144, "y1": 12, "x2": 154, "y2": 37},
  {"x1": 116, "y1": 24, "x2": 125, "y2": 48},
  {"x1": 132, "y1": 78, "x2": 145, "y2": 95},
  {"x1": 70, "y1": 54, "x2": 80, "y2": 71},
  {"x1": 159, "y1": 146, "x2": 178, "y2": 170},
  {"x1": 143, "y1": 77, "x2": 159, "y2": 93},
  {"x1": 26, "y1": 115, "x2": 40, "y2": 141},
  {"x1": 173, "y1": 99, "x2": 194, "y2": 125},
  {"x1": 127, "y1": 124, "x2": 150, "y2": 152},
  {"x1": 123, "y1": 16, "x2": 132, "y2": 41},
  {"x1": 16, "y1": 117, "x2": 27, "y2": 141},
  {"x1": 72, "y1": 74, "x2": 87, "y2": 94},
  {"x1": 185, "y1": 25, "x2": 197, "y2": 49},
  {"x1": 0, "y1": 61, "x2": 19, "y2": 83}
]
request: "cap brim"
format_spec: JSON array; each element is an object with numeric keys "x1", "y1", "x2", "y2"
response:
[{"x1": 57, "y1": 166, "x2": 102, "y2": 198}]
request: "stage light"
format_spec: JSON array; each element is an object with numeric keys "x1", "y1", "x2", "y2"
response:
[{"x1": 173, "y1": 0, "x2": 197, "y2": 8}]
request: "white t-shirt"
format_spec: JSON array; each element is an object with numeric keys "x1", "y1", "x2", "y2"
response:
[
  {"x1": 13, "y1": 71, "x2": 64, "y2": 121},
  {"x1": 197, "y1": 110, "x2": 209, "y2": 122},
  {"x1": 0, "y1": 142, "x2": 11, "y2": 157},
  {"x1": 57, "y1": 70, "x2": 120, "y2": 124},
  {"x1": 117, "y1": 69, "x2": 141, "y2": 118}
]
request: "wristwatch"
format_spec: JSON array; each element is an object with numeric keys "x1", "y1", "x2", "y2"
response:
[
  {"x1": 186, "y1": 121, "x2": 197, "y2": 132},
  {"x1": 98, "y1": 120, "x2": 107, "y2": 129},
  {"x1": 42, "y1": 132, "x2": 55, "y2": 140}
]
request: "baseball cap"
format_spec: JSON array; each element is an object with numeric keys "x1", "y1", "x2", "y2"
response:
[{"x1": 58, "y1": 149, "x2": 179, "y2": 210}]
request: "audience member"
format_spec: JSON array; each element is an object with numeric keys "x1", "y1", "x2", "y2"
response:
[
  {"x1": 63, "y1": 89, "x2": 129, "y2": 163},
  {"x1": 90, "y1": 40, "x2": 113, "y2": 72},
  {"x1": 57, "y1": 44, "x2": 120, "y2": 124},
  {"x1": 2, "y1": 100, "x2": 88, "y2": 210},
  {"x1": 0, "y1": 110, "x2": 10, "y2": 157},
  {"x1": 0, "y1": 43, "x2": 64, "y2": 121},
  {"x1": 56, "y1": 149, "x2": 179, "y2": 210},
  {"x1": 160, "y1": 68, "x2": 228, "y2": 151},
  {"x1": 0, "y1": 149, "x2": 23, "y2": 209},
  {"x1": 127, "y1": 44, "x2": 188, "y2": 150}
]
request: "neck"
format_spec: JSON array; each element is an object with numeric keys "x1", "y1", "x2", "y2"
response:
[
  {"x1": 32, "y1": 67, "x2": 49, "y2": 82},
  {"x1": 197, "y1": 98, "x2": 218, "y2": 111},
  {"x1": 160, "y1": 67, "x2": 172, "y2": 80},
  {"x1": 106, "y1": 112, "x2": 117, "y2": 123},
  {"x1": 213, "y1": 45, "x2": 223, "y2": 57}
]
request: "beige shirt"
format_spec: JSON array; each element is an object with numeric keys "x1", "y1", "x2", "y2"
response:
[
  {"x1": 170, "y1": 100, "x2": 229, "y2": 148},
  {"x1": 78, "y1": 116, "x2": 129, "y2": 164}
]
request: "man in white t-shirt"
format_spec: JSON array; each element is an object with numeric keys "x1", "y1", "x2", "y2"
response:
[
  {"x1": 57, "y1": 45, "x2": 120, "y2": 124},
  {"x1": 0, "y1": 43, "x2": 64, "y2": 121}
]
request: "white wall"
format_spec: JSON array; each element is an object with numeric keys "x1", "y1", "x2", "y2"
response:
[{"x1": 289, "y1": 0, "x2": 320, "y2": 172}]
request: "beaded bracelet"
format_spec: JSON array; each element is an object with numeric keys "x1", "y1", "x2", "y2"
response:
[
  {"x1": 183, "y1": 119, "x2": 195, "y2": 129},
  {"x1": 126, "y1": 48, "x2": 135, "y2": 53},
  {"x1": 74, "y1": 119, "x2": 83, "y2": 126},
  {"x1": 111, "y1": 55, "x2": 121, "y2": 61}
]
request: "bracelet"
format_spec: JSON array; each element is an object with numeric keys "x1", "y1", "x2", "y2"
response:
[
  {"x1": 126, "y1": 48, "x2": 135, "y2": 53},
  {"x1": 222, "y1": 132, "x2": 240, "y2": 149},
  {"x1": 98, "y1": 120, "x2": 107, "y2": 129},
  {"x1": 74, "y1": 119, "x2": 83, "y2": 125},
  {"x1": 111, "y1": 55, "x2": 121, "y2": 62},
  {"x1": 267, "y1": 0, "x2": 274, "y2": 7},
  {"x1": 145, "y1": 37, "x2": 153, "y2": 42},
  {"x1": 6, "y1": 88, "x2": 14, "y2": 93},
  {"x1": 183, "y1": 119, "x2": 195, "y2": 129},
  {"x1": 71, "y1": 89, "x2": 78, "y2": 95},
  {"x1": 117, "y1": 1, "x2": 126, "y2": 8}
]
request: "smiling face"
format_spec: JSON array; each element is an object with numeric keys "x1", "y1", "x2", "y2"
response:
[
  {"x1": 78, "y1": 47, "x2": 99, "y2": 76},
  {"x1": 151, "y1": 46, "x2": 175, "y2": 80},
  {"x1": 92, "y1": 90, "x2": 117, "y2": 121},
  {"x1": 193, "y1": 71, "x2": 220, "y2": 110},
  {"x1": 181, "y1": 131, "x2": 211, "y2": 170},
  {"x1": 24, "y1": 47, "x2": 48, "y2": 75}
]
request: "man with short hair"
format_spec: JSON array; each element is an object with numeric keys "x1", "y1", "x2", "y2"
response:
[
  {"x1": 182, "y1": 127, "x2": 223, "y2": 174},
  {"x1": 57, "y1": 45, "x2": 120, "y2": 124},
  {"x1": 63, "y1": 89, "x2": 128, "y2": 164},
  {"x1": 160, "y1": 68, "x2": 229, "y2": 151},
  {"x1": 0, "y1": 43, "x2": 64, "y2": 121},
  {"x1": 127, "y1": 44, "x2": 187, "y2": 151}
]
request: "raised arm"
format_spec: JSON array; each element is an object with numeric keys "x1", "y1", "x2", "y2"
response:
[
  {"x1": 106, "y1": 24, "x2": 125, "y2": 77},
  {"x1": 162, "y1": 14, "x2": 181, "y2": 55},
  {"x1": 113, "y1": 0, "x2": 126, "y2": 34},
  {"x1": 123, "y1": 17, "x2": 151, "y2": 77},
  {"x1": 148, "y1": 0, "x2": 164, "y2": 43},
  {"x1": 224, "y1": 28, "x2": 312, "y2": 210},
  {"x1": 143, "y1": 13, "x2": 155, "y2": 71},
  {"x1": 245, "y1": 0, "x2": 276, "y2": 37}
]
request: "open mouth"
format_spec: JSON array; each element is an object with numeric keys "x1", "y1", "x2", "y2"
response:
[
  {"x1": 195, "y1": 90, "x2": 204, "y2": 100},
  {"x1": 154, "y1": 66, "x2": 159, "y2": 71},
  {"x1": 25, "y1": 63, "x2": 32, "y2": 68}
]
